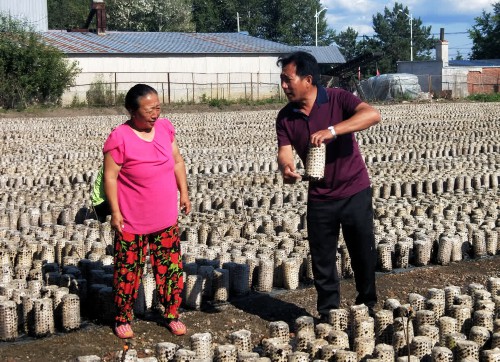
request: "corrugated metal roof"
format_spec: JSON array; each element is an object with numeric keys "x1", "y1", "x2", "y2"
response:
[
  {"x1": 300, "y1": 46, "x2": 346, "y2": 64},
  {"x1": 449, "y1": 59, "x2": 500, "y2": 67},
  {"x1": 41, "y1": 31, "x2": 299, "y2": 55}
]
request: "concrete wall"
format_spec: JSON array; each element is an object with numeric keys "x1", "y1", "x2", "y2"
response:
[
  {"x1": 398, "y1": 61, "x2": 472, "y2": 98},
  {"x1": 397, "y1": 60, "x2": 443, "y2": 94},
  {"x1": 64, "y1": 54, "x2": 283, "y2": 105},
  {"x1": 442, "y1": 67, "x2": 469, "y2": 98}
]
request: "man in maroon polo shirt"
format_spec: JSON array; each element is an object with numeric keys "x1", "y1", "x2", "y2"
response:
[{"x1": 276, "y1": 51, "x2": 381, "y2": 320}]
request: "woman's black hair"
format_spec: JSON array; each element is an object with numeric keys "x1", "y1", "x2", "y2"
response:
[
  {"x1": 124, "y1": 84, "x2": 158, "y2": 113},
  {"x1": 277, "y1": 51, "x2": 320, "y2": 86}
]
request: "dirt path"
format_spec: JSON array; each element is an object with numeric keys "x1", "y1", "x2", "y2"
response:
[{"x1": 1, "y1": 256, "x2": 499, "y2": 361}]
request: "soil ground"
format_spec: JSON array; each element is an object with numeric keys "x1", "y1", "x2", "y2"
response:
[{"x1": 1, "y1": 256, "x2": 499, "y2": 361}]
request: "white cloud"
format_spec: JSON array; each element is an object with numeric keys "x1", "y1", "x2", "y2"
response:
[
  {"x1": 322, "y1": 0, "x2": 383, "y2": 15},
  {"x1": 424, "y1": 0, "x2": 494, "y2": 14},
  {"x1": 323, "y1": 0, "x2": 495, "y2": 56}
]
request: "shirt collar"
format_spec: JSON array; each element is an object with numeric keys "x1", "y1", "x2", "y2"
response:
[
  {"x1": 316, "y1": 85, "x2": 328, "y2": 105},
  {"x1": 291, "y1": 86, "x2": 328, "y2": 119}
]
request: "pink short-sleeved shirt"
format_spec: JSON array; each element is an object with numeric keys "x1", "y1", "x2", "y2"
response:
[{"x1": 103, "y1": 118, "x2": 178, "y2": 234}]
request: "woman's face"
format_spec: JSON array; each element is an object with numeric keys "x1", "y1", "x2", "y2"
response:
[{"x1": 131, "y1": 92, "x2": 161, "y2": 131}]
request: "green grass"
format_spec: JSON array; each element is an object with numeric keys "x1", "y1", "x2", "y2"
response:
[
  {"x1": 466, "y1": 93, "x2": 500, "y2": 102},
  {"x1": 202, "y1": 95, "x2": 286, "y2": 109}
]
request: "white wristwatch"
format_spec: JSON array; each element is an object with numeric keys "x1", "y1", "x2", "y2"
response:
[{"x1": 327, "y1": 126, "x2": 337, "y2": 139}]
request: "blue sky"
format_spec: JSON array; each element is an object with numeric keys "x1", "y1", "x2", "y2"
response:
[{"x1": 321, "y1": 0, "x2": 496, "y2": 59}]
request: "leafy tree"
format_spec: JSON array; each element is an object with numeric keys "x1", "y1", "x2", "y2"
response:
[
  {"x1": 371, "y1": 2, "x2": 435, "y2": 73},
  {"x1": 332, "y1": 27, "x2": 364, "y2": 61},
  {"x1": 0, "y1": 13, "x2": 80, "y2": 109},
  {"x1": 468, "y1": 2, "x2": 500, "y2": 59},
  {"x1": 48, "y1": 0, "x2": 89, "y2": 30},
  {"x1": 265, "y1": 0, "x2": 335, "y2": 45},
  {"x1": 192, "y1": 0, "x2": 334, "y2": 45},
  {"x1": 105, "y1": 0, "x2": 195, "y2": 32},
  {"x1": 192, "y1": 0, "x2": 239, "y2": 32},
  {"x1": 454, "y1": 50, "x2": 464, "y2": 61}
]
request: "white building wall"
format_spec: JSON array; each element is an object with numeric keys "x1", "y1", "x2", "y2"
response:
[
  {"x1": 64, "y1": 54, "x2": 283, "y2": 105},
  {"x1": 0, "y1": 0, "x2": 48, "y2": 32}
]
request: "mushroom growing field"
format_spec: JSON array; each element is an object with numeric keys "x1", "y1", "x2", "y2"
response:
[{"x1": 0, "y1": 102, "x2": 499, "y2": 361}]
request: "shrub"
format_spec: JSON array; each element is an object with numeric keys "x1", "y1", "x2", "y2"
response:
[
  {"x1": 466, "y1": 92, "x2": 500, "y2": 102},
  {"x1": 0, "y1": 12, "x2": 80, "y2": 109},
  {"x1": 208, "y1": 98, "x2": 232, "y2": 108},
  {"x1": 86, "y1": 77, "x2": 115, "y2": 107}
]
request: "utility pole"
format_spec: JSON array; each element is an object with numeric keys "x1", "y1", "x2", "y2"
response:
[
  {"x1": 315, "y1": 7, "x2": 328, "y2": 46},
  {"x1": 399, "y1": 10, "x2": 413, "y2": 61}
]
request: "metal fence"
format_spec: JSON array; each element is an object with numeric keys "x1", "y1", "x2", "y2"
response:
[
  {"x1": 65, "y1": 70, "x2": 500, "y2": 105},
  {"x1": 65, "y1": 71, "x2": 285, "y2": 105}
]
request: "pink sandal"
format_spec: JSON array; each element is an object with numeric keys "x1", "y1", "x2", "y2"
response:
[
  {"x1": 114, "y1": 323, "x2": 134, "y2": 339},
  {"x1": 166, "y1": 319, "x2": 187, "y2": 336}
]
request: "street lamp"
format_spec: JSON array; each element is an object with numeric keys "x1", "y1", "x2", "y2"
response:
[
  {"x1": 315, "y1": 7, "x2": 328, "y2": 46},
  {"x1": 399, "y1": 9, "x2": 413, "y2": 61}
]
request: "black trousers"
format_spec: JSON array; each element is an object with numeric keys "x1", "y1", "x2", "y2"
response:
[{"x1": 307, "y1": 187, "x2": 377, "y2": 317}]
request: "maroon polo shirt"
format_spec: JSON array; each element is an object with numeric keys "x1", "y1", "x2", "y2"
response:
[{"x1": 276, "y1": 86, "x2": 371, "y2": 201}]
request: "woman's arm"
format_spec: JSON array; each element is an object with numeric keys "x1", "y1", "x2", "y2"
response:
[
  {"x1": 103, "y1": 152, "x2": 124, "y2": 232},
  {"x1": 172, "y1": 140, "x2": 191, "y2": 215}
]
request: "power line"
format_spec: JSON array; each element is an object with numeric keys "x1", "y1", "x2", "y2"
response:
[
  {"x1": 432, "y1": 31, "x2": 469, "y2": 35},
  {"x1": 356, "y1": 31, "x2": 470, "y2": 38}
]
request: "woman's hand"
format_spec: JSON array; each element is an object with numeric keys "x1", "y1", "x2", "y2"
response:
[
  {"x1": 110, "y1": 211, "x2": 124, "y2": 233},
  {"x1": 179, "y1": 193, "x2": 191, "y2": 215}
]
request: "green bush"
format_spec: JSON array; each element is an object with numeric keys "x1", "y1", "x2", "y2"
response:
[
  {"x1": 86, "y1": 77, "x2": 115, "y2": 106},
  {"x1": 466, "y1": 92, "x2": 500, "y2": 102},
  {"x1": 70, "y1": 95, "x2": 86, "y2": 108},
  {"x1": 115, "y1": 92, "x2": 126, "y2": 106},
  {"x1": 0, "y1": 13, "x2": 80, "y2": 109},
  {"x1": 208, "y1": 98, "x2": 232, "y2": 108}
]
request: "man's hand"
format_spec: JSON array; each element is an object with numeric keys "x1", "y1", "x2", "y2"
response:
[
  {"x1": 310, "y1": 129, "x2": 334, "y2": 147},
  {"x1": 282, "y1": 164, "x2": 302, "y2": 184}
]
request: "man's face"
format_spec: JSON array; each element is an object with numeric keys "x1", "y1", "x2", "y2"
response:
[{"x1": 280, "y1": 62, "x2": 312, "y2": 103}]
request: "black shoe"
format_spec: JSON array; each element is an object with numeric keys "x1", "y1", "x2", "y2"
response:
[
  {"x1": 368, "y1": 307, "x2": 376, "y2": 318},
  {"x1": 315, "y1": 314, "x2": 329, "y2": 324}
]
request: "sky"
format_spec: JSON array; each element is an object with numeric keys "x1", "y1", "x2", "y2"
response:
[{"x1": 320, "y1": 0, "x2": 496, "y2": 59}]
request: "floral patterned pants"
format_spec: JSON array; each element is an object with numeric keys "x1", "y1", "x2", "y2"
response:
[{"x1": 113, "y1": 224, "x2": 184, "y2": 323}]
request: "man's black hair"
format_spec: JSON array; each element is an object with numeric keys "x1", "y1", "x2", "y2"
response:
[{"x1": 277, "y1": 51, "x2": 320, "y2": 86}]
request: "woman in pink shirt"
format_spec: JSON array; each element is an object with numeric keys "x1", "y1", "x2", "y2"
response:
[{"x1": 103, "y1": 84, "x2": 191, "y2": 339}]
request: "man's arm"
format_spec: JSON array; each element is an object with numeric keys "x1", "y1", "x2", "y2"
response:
[
  {"x1": 310, "y1": 102, "x2": 381, "y2": 147},
  {"x1": 278, "y1": 145, "x2": 302, "y2": 184}
]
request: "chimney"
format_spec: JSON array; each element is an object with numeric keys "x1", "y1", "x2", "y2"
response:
[
  {"x1": 436, "y1": 28, "x2": 448, "y2": 66},
  {"x1": 82, "y1": 0, "x2": 107, "y2": 35}
]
